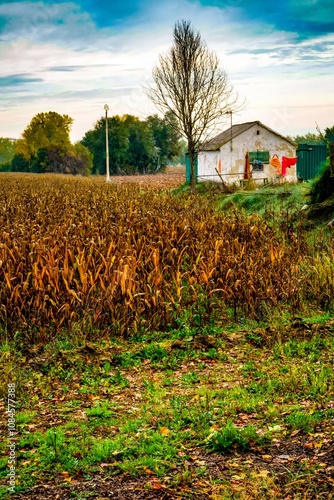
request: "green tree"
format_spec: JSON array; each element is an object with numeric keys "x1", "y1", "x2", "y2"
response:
[
  {"x1": 309, "y1": 125, "x2": 334, "y2": 204},
  {"x1": 289, "y1": 128, "x2": 334, "y2": 146},
  {"x1": 146, "y1": 113, "x2": 182, "y2": 169},
  {"x1": 82, "y1": 113, "x2": 183, "y2": 175},
  {"x1": 288, "y1": 132, "x2": 325, "y2": 145},
  {"x1": 72, "y1": 142, "x2": 93, "y2": 175},
  {"x1": 125, "y1": 115, "x2": 158, "y2": 173},
  {"x1": 81, "y1": 128, "x2": 104, "y2": 175},
  {"x1": 18, "y1": 111, "x2": 73, "y2": 162},
  {"x1": 0, "y1": 138, "x2": 17, "y2": 169},
  {"x1": 82, "y1": 115, "x2": 129, "y2": 175},
  {"x1": 30, "y1": 148, "x2": 50, "y2": 173},
  {"x1": 30, "y1": 143, "x2": 92, "y2": 175},
  {"x1": 176, "y1": 139, "x2": 187, "y2": 165},
  {"x1": 109, "y1": 116, "x2": 131, "y2": 173},
  {"x1": 11, "y1": 153, "x2": 30, "y2": 172},
  {"x1": 325, "y1": 126, "x2": 334, "y2": 142}
]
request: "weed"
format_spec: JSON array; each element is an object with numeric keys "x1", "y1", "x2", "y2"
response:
[
  {"x1": 89, "y1": 438, "x2": 119, "y2": 463},
  {"x1": 207, "y1": 421, "x2": 268, "y2": 453},
  {"x1": 114, "y1": 351, "x2": 141, "y2": 368},
  {"x1": 43, "y1": 428, "x2": 66, "y2": 462},
  {"x1": 15, "y1": 411, "x2": 37, "y2": 425},
  {"x1": 241, "y1": 360, "x2": 262, "y2": 377},
  {"x1": 138, "y1": 344, "x2": 169, "y2": 363},
  {"x1": 181, "y1": 371, "x2": 199, "y2": 385},
  {"x1": 85, "y1": 401, "x2": 115, "y2": 420},
  {"x1": 285, "y1": 411, "x2": 324, "y2": 433},
  {"x1": 245, "y1": 331, "x2": 265, "y2": 347},
  {"x1": 274, "y1": 337, "x2": 327, "y2": 361},
  {"x1": 109, "y1": 370, "x2": 129, "y2": 388},
  {"x1": 306, "y1": 366, "x2": 333, "y2": 398},
  {"x1": 204, "y1": 347, "x2": 219, "y2": 359}
]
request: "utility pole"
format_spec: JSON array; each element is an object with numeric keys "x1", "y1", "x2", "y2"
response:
[
  {"x1": 226, "y1": 110, "x2": 233, "y2": 151},
  {"x1": 104, "y1": 104, "x2": 110, "y2": 182}
]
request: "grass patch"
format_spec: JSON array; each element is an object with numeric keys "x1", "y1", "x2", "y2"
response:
[
  {"x1": 1, "y1": 315, "x2": 333, "y2": 498},
  {"x1": 206, "y1": 421, "x2": 268, "y2": 453}
]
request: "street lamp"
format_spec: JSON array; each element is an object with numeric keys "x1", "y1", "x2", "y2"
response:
[{"x1": 104, "y1": 104, "x2": 110, "y2": 182}]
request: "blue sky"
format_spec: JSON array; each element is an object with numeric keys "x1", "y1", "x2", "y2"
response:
[{"x1": 0, "y1": 0, "x2": 333, "y2": 142}]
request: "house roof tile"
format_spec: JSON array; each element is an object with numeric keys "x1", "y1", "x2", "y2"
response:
[{"x1": 200, "y1": 121, "x2": 297, "y2": 151}]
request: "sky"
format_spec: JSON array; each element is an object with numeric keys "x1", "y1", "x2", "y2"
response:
[{"x1": 0, "y1": 0, "x2": 333, "y2": 142}]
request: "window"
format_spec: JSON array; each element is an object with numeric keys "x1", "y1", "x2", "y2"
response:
[
  {"x1": 249, "y1": 151, "x2": 269, "y2": 171},
  {"x1": 249, "y1": 151, "x2": 269, "y2": 163}
]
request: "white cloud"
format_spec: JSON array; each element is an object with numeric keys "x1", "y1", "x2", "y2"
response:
[{"x1": 0, "y1": 0, "x2": 333, "y2": 142}]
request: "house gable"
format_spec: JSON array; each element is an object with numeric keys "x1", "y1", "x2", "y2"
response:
[
  {"x1": 200, "y1": 121, "x2": 296, "y2": 151},
  {"x1": 197, "y1": 121, "x2": 298, "y2": 184}
]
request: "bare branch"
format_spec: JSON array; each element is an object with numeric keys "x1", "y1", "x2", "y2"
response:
[{"x1": 144, "y1": 20, "x2": 242, "y2": 191}]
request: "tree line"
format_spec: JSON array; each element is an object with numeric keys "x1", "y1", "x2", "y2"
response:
[
  {"x1": 1, "y1": 20, "x2": 333, "y2": 182},
  {"x1": 0, "y1": 111, "x2": 184, "y2": 176},
  {"x1": 82, "y1": 112, "x2": 182, "y2": 175},
  {"x1": 287, "y1": 128, "x2": 334, "y2": 145},
  {"x1": 1, "y1": 111, "x2": 333, "y2": 177}
]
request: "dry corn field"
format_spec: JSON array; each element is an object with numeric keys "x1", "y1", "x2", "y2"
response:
[
  {"x1": 109, "y1": 166, "x2": 186, "y2": 189},
  {"x1": 1, "y1": 173, "x2": 333, "y2": 341}
]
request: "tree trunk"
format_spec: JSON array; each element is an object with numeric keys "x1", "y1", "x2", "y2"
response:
[{"x1": 188, "y1": 144, "x2": 196, "y2": 194}]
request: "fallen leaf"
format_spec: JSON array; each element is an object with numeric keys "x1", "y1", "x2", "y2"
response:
[
  {"x1": 60, "y1": 471, "x2": 72, "y2": 483},
  {"x1": 257, "y1": 470, "x2": 269, "y2": 477},
  {"x1": 151, "y1": 482, "x2": 164, "y2": 490},
  {"x1": 160, "y1": 426, "x2": 170, "y2": 436},
  {"x1": 232, "y1": 473, "x2": 246, "y2": 480}
]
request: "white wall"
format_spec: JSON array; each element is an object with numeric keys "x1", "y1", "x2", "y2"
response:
[{"x1": 198, "y1": 123, "x2": 297, "y2": 184}]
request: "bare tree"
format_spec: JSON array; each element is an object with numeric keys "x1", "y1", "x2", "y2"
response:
[{"x1": 146, "y1": 20, "x2": 240, "y2": 191}]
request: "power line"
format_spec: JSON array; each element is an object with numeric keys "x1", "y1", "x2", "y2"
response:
[{"x1": 246, "y1": 104, "x2": 334, "y2": 110}]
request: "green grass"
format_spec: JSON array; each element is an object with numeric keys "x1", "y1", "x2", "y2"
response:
[
  {"x1": 206, "y1": 421, "x2": 269, "y2": 453},
  {"x1": 285, "y1": 410, "x2": 327, "y2": 433},
  {"x1": 216, "y1": 182, "x2": 310, "y2": 218},
  {"x1": 0, "y1": 314, "x2": 333, "y2": 498}
]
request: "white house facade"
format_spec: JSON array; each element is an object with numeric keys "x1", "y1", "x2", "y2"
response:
[{"x1": 197, "y1": 121, "x2": 297, "y2": 184}]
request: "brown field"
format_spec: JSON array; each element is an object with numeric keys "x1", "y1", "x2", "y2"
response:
[
  {"x1": 0, "y1": 171, "x2": 333, "y2": 341},
  {"x1": 1, "y1": 171, "x2": 333, "y2": 500},
  {"x1": 108, "y1": 166, "x2": 185, "y2": 189}
]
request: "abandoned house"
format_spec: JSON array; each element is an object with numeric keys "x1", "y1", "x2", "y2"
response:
[{"x1": 191, "y1": 121, "x2": 298, "y2": 185}]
